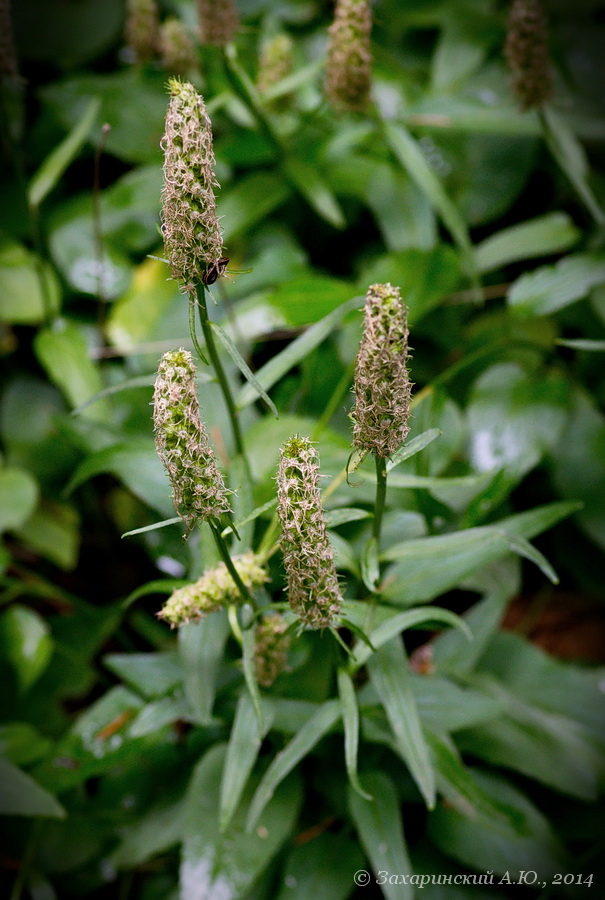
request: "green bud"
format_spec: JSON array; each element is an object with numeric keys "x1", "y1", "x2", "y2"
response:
[
  {"x1": 325, "y1": 0, "x2": 372, "y2": 113},
  {"x1": 159, "y1": 18, "x2": 199, "y2": 77},
  {"x1": 351, "y1": 283, "x2": 412, "y2": 459},
  {"x1": 254, "y1": 611, "x2": 291, "y2": 687},
  {"x1": 153, "y1": 348, "x2": 231, "y2": 532},
  {"x1": 197, "y1": 0, "x2": 239, "y2": 47},
  {"x1": 504, "y1": 0, "x2": 553, "y2": 110},
  {"x1": 277, "y1": 436, "x2": 342, "y2": 629},
  {"x1": 159, "y1": 552, "x2": 268, "y2": 626},
  {"x1": 161, "y1": 78, "x2": 224, "y2": 290},
  {"x1": 124, "y1": 0, "x2": 159, "y2": 64}
]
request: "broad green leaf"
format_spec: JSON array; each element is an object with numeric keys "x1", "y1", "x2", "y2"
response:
[
  {"x1": 283, "y1": 157, "x2": 346, "y2": 229},
  {"x1": 0, "y1": 605, "x2": 53, "y2": 692},
  {"x1": 267, "y1": 274, "x2": 354, "y2": 326},
  {"x1": 386, "y1": 429, "x2": 442, "y2": 472},
  {"x1": 220, "y1": 693, "x2": 274, "y2": 832},
  {"x1": 0, "y1": 723, "x2": 52, "y2": 766},
  {"x1": 34, "y1": 320, "x2": 109, "y2": 421},
  {"x1": 0, "y1": 466, "x2": 38, "y2": 533},
  {"x1": 508, "y1": 252, "x2": 605, "y2": 316},
  {"x1": 15, "y1": 500, "x2": 79, "y2": 570},
  {"x1": 130, "y1": 695, "x2": 192, "y2": 737},
  {"x1": 383, "y1": 121, "x2": 476, "y2": 278},
  {"x1": 179, "y1": 611, "x2": 229, "y2": 725},
  {"x1": 107, "y1": 257, "x2": 180, "y2": 351},
  {"x1": 220, "y1": 171, "x2": 293, "y2": 242},
  {"x1": 362, "y1": 467, "x2": 497, "y2": 513},
  {"x1": 103, "y1": 652, "x2": 183, "y2": 699},
  {"x1": 368, "y1": 638, "x2": 436, "y2": 808},
  {"x1": 0, "y1": 758, "x2": 65, "y2": 819},
  {"x1": 182, "y1": 744, "x2": 302, "y2": 900},
  {"x1": 110, "y1": 795, "x2": 187, "y2": 868},
  {"x1": 365, "y1": 165, "x2": 436, "y2": 251},
  {"x1": 237, "y1": 295, "x2": 362, "y2": 410},
  {"x1": 0, "y1": 238, "x2": 61, "y2": 324},
  {"x1": 246, "y1": 699, "x2": 340, "y2": 831},
  {"x1": 431, "y1": 16, "x2": 490, "y2": 92},
  {"x1": 475, "y1": 212, "x2": 581, "y2": 273},
  {"x1": 432, "y1": 586, "x2": 513, "y2": 675},
  {"x1": 211, "y1": 321, "x2": 278, "y2": 417},
  {"x1": 427, "y1": 768, "x2": 567, "y2": 879},
  {"x1": 276, "y1": 832, "x2": 365, "y2": 900},
  {"x1": 28, "y1": 98, "x2": 100, "y2": 208},
  {"x1": 348, "y1": 772, "x2": 413, "y2": 900},
  {"x1": 325, "y1": 507, "x2": 371, "y2": 527},
  {"x1": 337, "y1": 669, "x2": 372, "y2": 801}
]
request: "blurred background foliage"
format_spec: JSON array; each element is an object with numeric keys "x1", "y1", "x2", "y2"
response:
[{"x1": 1, "y1": 0, "x2": 605, "y2": 897}]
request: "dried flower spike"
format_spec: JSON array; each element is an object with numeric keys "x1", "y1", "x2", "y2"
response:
[
  {"x1": 504, "y1": 0, "x2": 553, "y2": 110},
  {"x1": 325, "y1": 0, "x2": 372, "y2": 113},
  {"x1": 277, "y1": 436, "x2": 342, "y2": 629},
  {"x1": 254, "y1": 612, "x2": 291, "y2": 687},
  {"x1": 153, "y1": 348, "x2": 231, "y2": 532},
  {"x1": 197, "y1": 0, "x2": 239, "y2": 47},
  {"x1": 159, "y1": 19, "x2": 199, "y2": 77},
  {"x1": 161, "y1": 78, "x2": 224, "y2": 290},
  {"x1": 159, "y1": 552, "x2": 268, "y2": 626},
  {"x1": 125, "y1": 0, "x2": 159, "y2": 64},
  {"x1": 257, "y1": 34, "x2": 294, "y2": 97},
  {"x1": 351, "y1": 283, "x2": 412, "y2": 459}
]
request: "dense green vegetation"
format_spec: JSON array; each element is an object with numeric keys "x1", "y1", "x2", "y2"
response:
[{"x1": 1, "y1": 1, "x2": 605, "y2": 898}]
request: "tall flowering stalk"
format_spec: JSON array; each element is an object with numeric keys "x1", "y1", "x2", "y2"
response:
[
  {"x1": 161, "y1": 78, "x2": 224, "y2": 292},
  {"x1": 504, "y1": 0, "x2": 553, "y2": 110},
  {"x1": 277, "y1": 436, "x2": 342, "y2": 629},
  {"x1": 325, "y1": 0, "x2": 372, "y2": 113},
  {"x1": 197, "y1": 0, "x2": 239, "y2": 47},
  {"x1": 159, "y1": 553, "x2": 268, "y2": 626},
  {"x1": 153, "y1": 348, "x2": 230, "y2": 533}
]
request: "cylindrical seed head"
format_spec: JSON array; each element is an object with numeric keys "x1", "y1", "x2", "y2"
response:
[
  {"x1": 159, "y1": 552, "x2": 268, "y2": 626},
  {"x1": 325, "y1": 0, "x2": 372, "y2": 113},
  {"x1": 124, "y1": 0, "x2": 159, "y2": 64},
  {"x1": 351, "y1": 283, "x2": 412, "y2": 459},
  {"x1": 159, "y1": 19, "x2": 199, "y2": 77},
  {"x1": 161, "y1": 78, "x2": 224, "y2": 291},
  {"x1": 277, "y1": 436, "x2": 342, "y2": 630},
  {"x1": 504, "y1": 0, "x2": 553, "y2": 110},
  {"x1": 197, "y1": 0, "x2": 240, "y2": 47},
  {"x1": 254, "y1": 611, "x2": 291, "y2": 687},
  {"x1": 153, "y1": 348, "x2": 231, "y2": 531}
]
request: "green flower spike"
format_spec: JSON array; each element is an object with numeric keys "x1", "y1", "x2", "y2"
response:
[
  {"x1": 124, "y1": 0, "x2": 159, "y2": 64},
  {"x1": 161, "y1": 78, "x2": 224, "y2": 291},
  {"x1": 197, "y1": 0, "x2": 239, "y2": 47},
  {"x1": 159, "y1": 19, "x2": 199, "y2": 77},
  {"x1": 153, "y1": 348, "x2": 231, "y2": 532},
  {"x1": 277, "y1": 436, "x2": 342, "y2": 630},
  {"x1": 325, "y1": 0, "x2": 372, "y2": 113},
  {"x1": 351, "y1": 283, "x2": 412, "y2": 460},
  {"x1": 254, "y1": 611, "x2": 291, "y2": 687},
  {"x1": 159, "y1": 552, "x2": 268, "y2": 626},
  {"x1": 504, "y1": 0, "x2": 553, "y2": 110}
]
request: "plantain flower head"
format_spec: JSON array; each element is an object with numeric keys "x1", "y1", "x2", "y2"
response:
[
  {"x1": 161, "y1": 78, "x2": 224, "y2": 291},
  {"x1": 254, "y1": 611, "x2": 291, "y2": 687},
  {"x1": 159, "y1": 552, "x2": 268, "y2": 626},
  {"x1": 125, "y1": 0, "x2": 159, "y2": 64},
  {"x1": 351, "y1": 283, "x2": 412, "y2": 459},
  {"x1": 153, "y1": 348, "x2": 231, "y2": 532},
  {"x1": 504, "y1": 0, "x2": 553, "y2": 110},
  {"x1": 325, "y1": 0, "x2": 372, "y2": 113},
  {"x1": 277, "y1": 436, "x2": 342, "y2": 629},
  {"x1": 197, "y1": 0, "x2": 239, "y2": 47},
  {"x1": 159, "y1": 18, "x2": 199, "y2": 77}
]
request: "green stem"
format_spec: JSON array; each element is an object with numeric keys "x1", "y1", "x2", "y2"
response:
[
  {"x1": 188, "y1": 295, "x2": 209, "y2": 365},
  {"x1": 373, "y1": 455, "x2": 387, "y2": 546},
  {"x1": 312, "y1": 356, "x2": 356, "y2": 440},
  {"x1": 209, "y1": 519, "x2": 257, "y2": 608}
]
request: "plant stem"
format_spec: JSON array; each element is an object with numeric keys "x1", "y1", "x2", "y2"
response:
[
  {"x1": 373, "y1": 455, "x2": 387, "y2": 546},
  {"x1": 188, "y1": 295, "x2": 209, "y2": 365},
  {"x1": 209, "y1": 519, "x2": 257, "y2": 608},
  {"x1": 312, "y1": 356, "x2": 356, "y2": 440}
]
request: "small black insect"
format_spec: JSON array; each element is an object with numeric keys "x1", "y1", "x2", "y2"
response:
[{"x1": 202, "y1": 257, "x2": 230, "y2": 286}]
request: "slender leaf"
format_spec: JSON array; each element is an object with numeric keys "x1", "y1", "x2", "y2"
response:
[
  {"x1": 337, "y1": 669, "x2": 372, "y2": 800},
  {"x1": 475, "y1": 212, "x2": 581, "y2": 273},
  {"x1": 283, "y1": 158, "x2": 346, "y2": 229},
  {"x1": 179, "y1": 612, "x2": 229, "y2": 725},
  {"x1": 242, "y1": 624, "x2": 264, "y2": 732},
  {"x1": 385, "y1": 428, "x2": 442, "y2": 472},
  {"x1": 211, "y1": 321, "x2": 278, "y2": 417},
  {"x1": 0, "y1": 758, "x2": 65, "y2": 819},
  {"x1": 361, "y1": 537, "x2": 380, "y2": 592},
  {"x1": 121, "y1": 517, "x2": 181, "y2": 538}
]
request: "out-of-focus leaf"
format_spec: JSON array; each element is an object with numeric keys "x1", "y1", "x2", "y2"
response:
[
  {"x1": 211, "y1": 321, "x2": 278, "y2": 417},
  {"x1": 365, "y1": 164, "x2": 436, "y2": 251},
  {"x1": 13, "y1": 0, "x2": 122, "y2": 67},
  {"x1": 276, "y1": 832, "x2": 365, "y2": 900},
  {"x1": 0, "y1": 466, "x2": 38, "y2": 533},
  {"x1": 508, "y1": 252, "x2": 605, "y2": 316},
  {"x1": 348, "y1": 772, "x2": 413, "y2": 900},
  {"x1": 431, "y1": 15, "x2": 492, "y2": 92},
  {"x1": 0, "y1": 239, "x2": 61, "y2": 324},
  {"x1": 0, "y1": 758, "x2": 65, "y2": 819},
  {"x1": 0, "y1": 722, "x2": 52, "y2": 766},
  {"x1": 130, "y1": 695, "x2": 192, "y2": 737},
  {"x1": 338, "y1": 669, "x2": 372, "y2": 801},
  {"x1": 0, "y1": 604, "x2": 53, "y2": 692},
  {"x1": 267, "y1": 275, "x2": 354, "y2": 326},
  {"x1": 368, "y1": 638, "x2": 436, "y2": 808},
  {"x1": 179, "y1": 611, "x2": 229, "y2": 725},
  {"x1": 34, "y1": 320, "x2": 109, "y2": 421},
  {"x1": 475, "y1": 212, "x2": 581, "y2": 273},
  {"x1": 220, "y1": 171, "x2": 293, "y2": 242},
  {"x1": 107, "y1": 257, "x2": 179, "y2": 351},
  {"x1": 361, "y1": 537, "x2": 379, "y2": 592},
  {"x1": 220, "y1": 694, "x2": 274, "y2": 832},
  {"x1": 110, "y1": 795, "x2": 187, "y2": 868},
  {"x1": 103, "y1": 652, "x2": 183, "y2": 699},
  {"x1": 283, "y1": 157, "x2": 346, "y2": 228},
  {"x1": 28, "y1": 98, "x2": 100, "y2": 208},
  {"x1": 556, "y1": 338, "x2": 605, "y2": 351},
  {"x1": 432, "y1": 586, "x2": 513, "y2": 676},
  {"x1": 15, "y1": 500, "x2": 80, "y2": 570}
]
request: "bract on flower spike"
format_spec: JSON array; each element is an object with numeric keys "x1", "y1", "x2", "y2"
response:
[
  {"x1": 504, "y1": 0, "x2": 553, "y2": 110},
  {"x1": 159, "y1": 19, "x2": 199, "y2": 77},
  {"x1": 161, "y1": 78, "x2": 225, "y2": 291},
  {"x1": 351, "y1": 283, "x2": 412, "y2": 460},
  {"x1": 124, "y1": 0, "x2": 159, "y2": 64},
  {"x1": 254, "y1": 612, "x2": 291, "y2": 687},
  {"x1": 277, "y1": 436, "x2": 342, "y2": 629},
  {"x1": 325, "y1": 0, "x2": 372, "y2": 113},
  {"x1": 197, "y1": 0, "x2": 240, "y2": 47},
  {"x1": 158, "y1": 552, "x2": 268, "y2": 626},
  {"x1": 153, "y1": 348, "x2": 231, "y2": 532}
]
